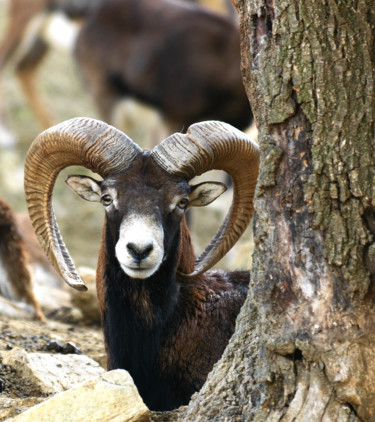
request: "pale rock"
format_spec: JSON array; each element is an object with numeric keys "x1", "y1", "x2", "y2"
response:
[
  {"x1": 2, "y1": 348, "x2": 105, "y2": 394},
  {"x1": 10, "y1": 369, "x2": 150, "y2": 422},
  {"x1": 70, "y1": 266, "x2": 101, "y2": 324},
  {"x1": 0, "y1": 122, "x2": 16, "y2": 149},
  {"x1": 33, "y1": 283, "x2": 73, "y2": 313},
  {"x1": 0, "y1": 396, "x2": 44, "y2": 421},
  {"x1": 0, "y1": 295, "x2": 35, "y2": 319}
]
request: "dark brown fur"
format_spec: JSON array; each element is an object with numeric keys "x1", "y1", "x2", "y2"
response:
[
  {"x1": 96, "y1": 221, "x2": 109, "y2": 313},
  {"x1": 0, "y1": 199, "x2": 44, "y2": 320}
]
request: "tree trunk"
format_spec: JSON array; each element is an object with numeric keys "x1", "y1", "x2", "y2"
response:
[{"x1": 152, "y1": 1, "x2": 375, "y2": 421}]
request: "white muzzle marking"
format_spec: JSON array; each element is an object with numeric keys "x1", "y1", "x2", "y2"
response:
[{"x1": 115, "y1": 215, "x2": 164, "y2": 279}]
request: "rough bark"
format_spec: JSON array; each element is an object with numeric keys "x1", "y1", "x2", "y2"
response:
[{"x1": 152, "y1": 1, "x2": 375, "y2": 421}]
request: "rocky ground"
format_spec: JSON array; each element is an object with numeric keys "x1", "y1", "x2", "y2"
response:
[{"x1": 0, "y1": 316, "x2": 105, "y2": 420}]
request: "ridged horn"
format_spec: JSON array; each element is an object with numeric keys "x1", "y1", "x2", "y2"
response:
[
  {"x1": 151, "y1": 120, "x2": 259, "y2": 278},
  {"x1": 24, "y1": 117, "x2": 142, "y2": 291}
]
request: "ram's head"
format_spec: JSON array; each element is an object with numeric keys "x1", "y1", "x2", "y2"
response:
[{"x1": 24, "y1": 118, "x2": 259, "y2": 290}]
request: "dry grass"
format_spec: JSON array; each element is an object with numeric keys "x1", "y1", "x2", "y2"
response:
[{"x1": 0, "y1": 0, "x2": 253, "y2": 272}]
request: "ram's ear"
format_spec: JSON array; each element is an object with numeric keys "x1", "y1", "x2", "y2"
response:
[
  {"x1": 65, "y1": 175, "x2": 102, "y2": 202},
  {"x1": 188, "y1": 181, "x2": 227, "y2": 208}
]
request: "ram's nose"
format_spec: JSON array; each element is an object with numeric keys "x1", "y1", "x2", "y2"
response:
[{"x1": 127, "y1": 242, "x2": 154, "y2": 262}]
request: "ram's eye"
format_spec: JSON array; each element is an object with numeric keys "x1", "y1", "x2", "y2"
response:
[
  {"x1": 177, "y1": 198, "x2": 189, "y2": 210},
  {"x1": 101, "y1": 194, "x2": 113, "y2": 206}
]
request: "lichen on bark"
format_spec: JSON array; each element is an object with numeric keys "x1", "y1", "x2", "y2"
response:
[{"x1": 257, "y1": 136, "x2": 283, "y2": 191}]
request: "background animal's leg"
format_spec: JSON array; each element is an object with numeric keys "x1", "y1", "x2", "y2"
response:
[
  {"x1": 0, "y1": 0, "x2": 47, "y2": 69},
  {"x1": 15, "y1": 37, "x2": 55, "y2": 129},
  {"x1": 0, "y1": 23, "x2": 22, "y2": 71},
  {"x1": 89, "y1": 79, "x2": 120, "y2": 125},
  {"x1": 0, "y1": 12, "x2": 24, "y2": 146},
  {"x1": 0, "y1": 0, "x2": 48, "y2": 139},
  {"x1": 0, "y1": 219, "x2": 44, "y2": 321}
]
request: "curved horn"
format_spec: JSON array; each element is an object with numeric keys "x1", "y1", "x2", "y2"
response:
[
  {"x1": 24, "y1": 117, "x2": 142, "y2": 291},
  {"x1": 151, "y1": 120, "x2": 259, "y2": 278}
]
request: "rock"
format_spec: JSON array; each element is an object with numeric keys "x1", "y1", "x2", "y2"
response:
[
  {"x1": 2, "y1": 348, "x2": 105, "y2": 395},
  {"x1": 9, "y1": 369, "x2": 150, "y2": 422},
  {"x1": 0, "y1": 122, "x2": 16, "y2": 149},
  {"x1": 70, "y1": 267, "x2": 101, "y2": 325},
  {"x1": 45, "y1": 340, "x2": 82, "y2": 354},
  {"x1": 46, "y1": 305, "x2": 85, "y2": 324},
  {"x1": 0, "y1": 295, "x2": 36, "y2": 320},
  {"x1": 33, "y1": 284, "x2": 72, "y2": 313},
  {"x1": 0, "y1": 396, "x2": 44, "y2": 421}
]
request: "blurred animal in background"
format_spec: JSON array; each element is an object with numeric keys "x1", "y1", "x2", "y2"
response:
[
  {"x1": 0, "y1": 0, "x2": 102, "y2": 133},
  {"x1": 0, "y1": 198, "x2": 44, "y2": 320},
  {"x1": 75, "y1": 0, "x2": 252, "y2": 135},
  {"x1": 0, "y1": 0, "x2": 250, "y2": 147}
]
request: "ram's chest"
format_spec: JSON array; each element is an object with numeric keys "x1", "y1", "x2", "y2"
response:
[{"x1": 158, "y1": 312, "x2": 215, "y2": 387}]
